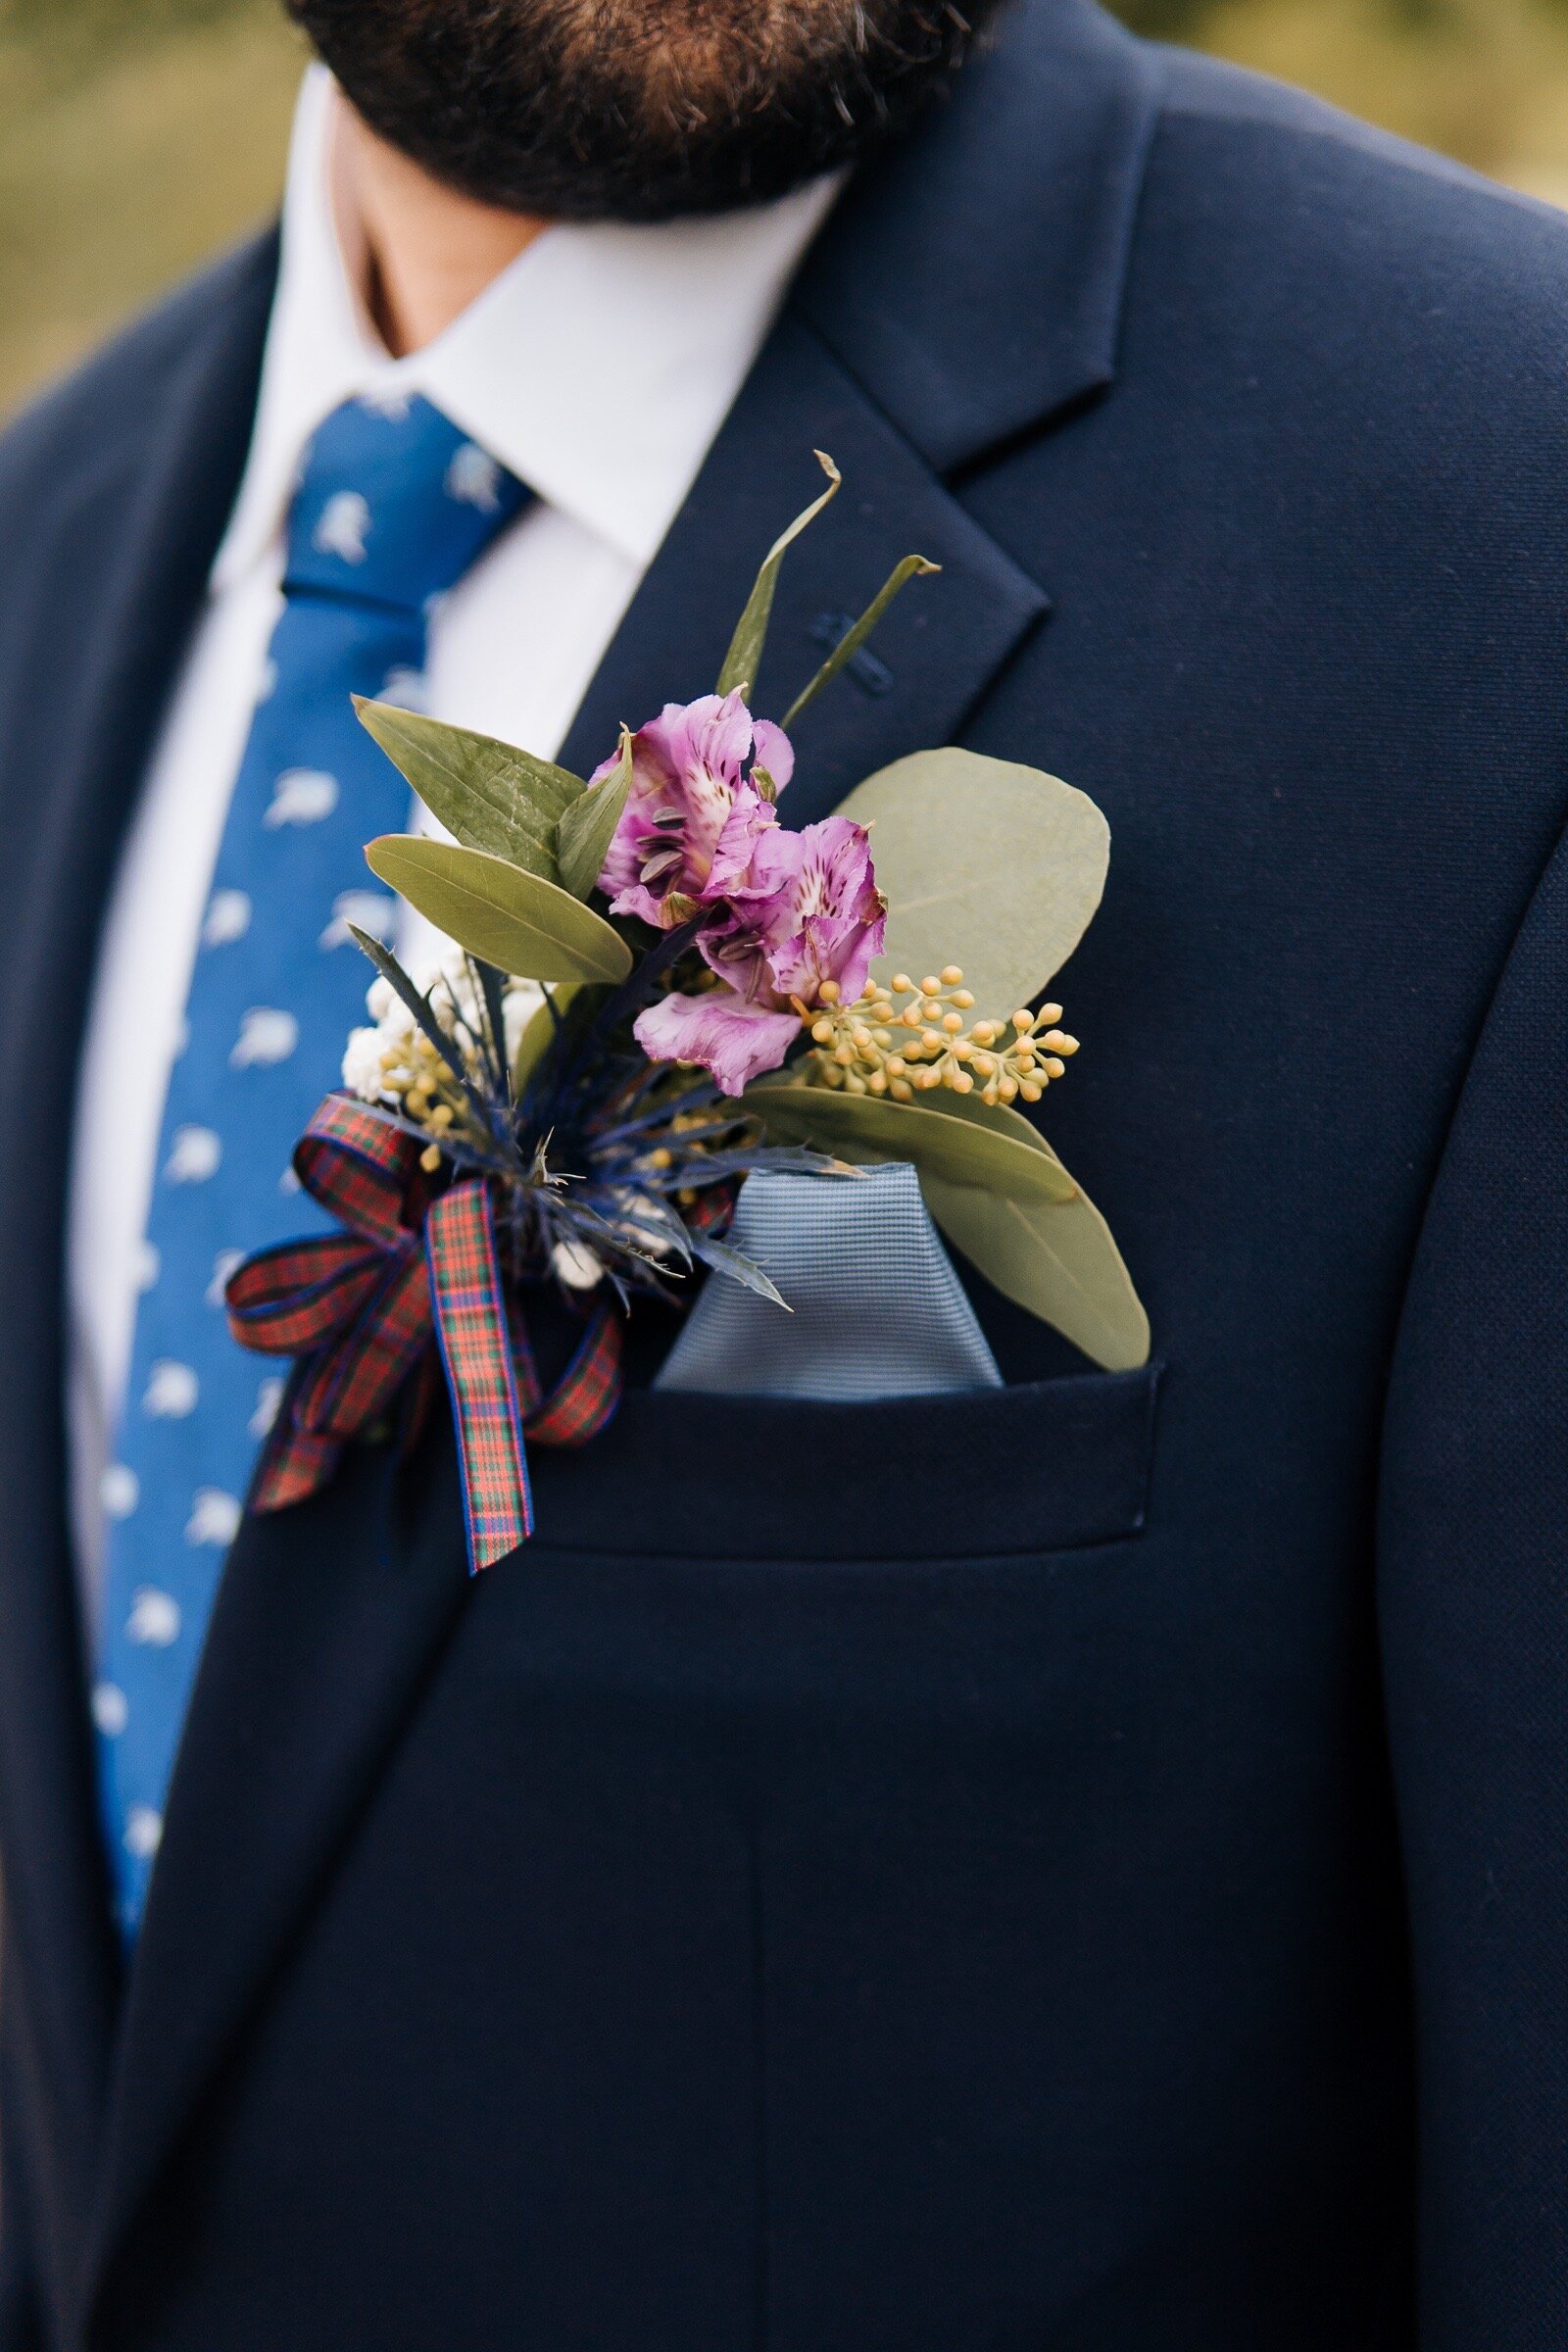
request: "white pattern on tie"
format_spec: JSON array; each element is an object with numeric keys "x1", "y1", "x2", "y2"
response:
[
  {"x1": 101, "y1": 1464, "x2": 140, "y2": 1520},
  {"x1": 206, "y1": 1248, "x2": 245, "y2": 1307},
  {"x1": 142, "y1": 1360, "x2": 199, "y2": 1418},
  {"x1": 184, "y1": 1490, "x2": 243, "y2": 1547},
  {"x1": 122, "y1": 1805, "x2": 163, "y2": 1860},
  {"x1": 266, "y1": 768, "x2": 339, "y2": 828},
  {"x1": 249, "y1": 1375, "x2": 286, "y2": 1439},
  {"x1": 231, "y1": 1007, "x2": 301, "y2": 1068},
  {"x1": 446, "y1": 443, "x2": 504, "y2": 512},
  {"x1": 92, "y1": 1683, "x2": 129, "y2": 1737},
  {"x1": 313, "y1": 490, "x2": 371, "y2": 562},
  {"x1": 319, "y1": 889, "x2": 397, "y2": 951},
  {"x1": 165, "y1": 1126, "x2": 222, "y2": 1184},
  {"x1": 203, "y1": 888, "x2": 253, "y2": 947},
  {"x1": 125, "y1": 1587, "x2": 181, "y2": 1646}
]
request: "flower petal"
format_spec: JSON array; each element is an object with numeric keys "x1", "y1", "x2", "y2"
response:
[
  {"x1": 750, "y1": 718, "x2": 796, "y2": 793},
  {"x1": 634, "y1": 987, "x2": 803, "y2": 1095},
  {"x1": 706, "y1": 781, "x2": 782, "y2": 902},
  {"x1": 596, "y1": 691, "x2": 766, "y2": 910}
]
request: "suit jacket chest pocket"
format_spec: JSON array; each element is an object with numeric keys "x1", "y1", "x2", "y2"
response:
[{"x1": 525, "y1": 1364, "x2": 1163, "y2": 1567}]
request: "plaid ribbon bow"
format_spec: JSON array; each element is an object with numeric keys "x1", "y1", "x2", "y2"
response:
[{"x1": 225, "y1": 1094, "x2": 621, "y2": 1573}]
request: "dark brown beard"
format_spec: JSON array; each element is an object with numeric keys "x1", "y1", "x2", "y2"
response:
[{"x1": 283, "y1": 0, "x2": 997, "y2": 220}]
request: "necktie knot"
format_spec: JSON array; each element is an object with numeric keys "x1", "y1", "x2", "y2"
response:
[{"x1": 283, "y1": 391, "x2": 528, "y2": 616}]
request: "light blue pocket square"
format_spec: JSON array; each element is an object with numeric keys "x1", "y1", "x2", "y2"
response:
[{"x1": 655, "y1": 1161, "x2": 1003, "y2": 1401}]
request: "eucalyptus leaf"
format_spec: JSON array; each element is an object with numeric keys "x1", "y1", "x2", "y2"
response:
[
  {"x1": 555, "y1": 726, "x2": 632, "y2": 901},
  {"x1": 920, "y1": 1175, "x2": 1149, "y2": 1372},
  {"x1": 910, "y1": 1089, "x2": 1150, "y2": 1370},
  {"x1": 366, "y1": 836, "x2": 632, "y2": 985},
  {"x1": 715, "y1": 450, "x2": 841, "y2": 701},
  {"x1": 355, "y1": 699, "x2": 585, "y2": 879},
  {"x1": 750, "y1": 1081, "x2": 1076, "y2": 1205},
  {"x1": 837, "y1": 749, "x2": 1110, "y2": 1019},
  {"x1": 780, "y1": 554, "x2": 941, "y2": 731}
]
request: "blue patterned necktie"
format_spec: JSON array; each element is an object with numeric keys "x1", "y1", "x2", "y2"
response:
[{"x1": 94, "y1": 392, "x2": 528, "y2": 1937}]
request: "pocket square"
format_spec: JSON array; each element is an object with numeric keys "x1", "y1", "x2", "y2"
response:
[{"x1": 655, "y1": 1162, "x2": 1003, "y2": 1400}]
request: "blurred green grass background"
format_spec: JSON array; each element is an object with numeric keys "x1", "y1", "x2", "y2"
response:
[{"x1": 3, "y1": 0, "x2": 1568, "y2": 419}]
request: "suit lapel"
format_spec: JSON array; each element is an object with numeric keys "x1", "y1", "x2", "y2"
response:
[
  {"x1": 0, "y1": 229, "x2": 277, "y2": 2328},
  {"x1": 85, "y1": 0, "x2": 1164, "y2": 2300},
  {"x1": 559, "y1": 314, "x2": 1050, "y2": 824}
]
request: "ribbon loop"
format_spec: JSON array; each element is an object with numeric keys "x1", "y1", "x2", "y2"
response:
[
  {"x1": 226, "y1": 1233, "x2": 388, "y2": 1357},
  {"x1": 225, "y1": 1094, "x2": 624, "y2": 1575}
]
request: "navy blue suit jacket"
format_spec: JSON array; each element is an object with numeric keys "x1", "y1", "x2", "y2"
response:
[{"x1": 3, "y1": 3, "x2": 1568, "y2": 2343}]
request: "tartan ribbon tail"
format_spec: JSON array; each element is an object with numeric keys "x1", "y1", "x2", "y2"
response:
[{"x1": 425, "y1": 1183, "x2": 533, "y2": 1573}]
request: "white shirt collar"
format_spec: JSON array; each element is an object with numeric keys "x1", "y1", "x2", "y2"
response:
[{"x1": 215, "y1": 67, "x2": 843, "y2": 590}]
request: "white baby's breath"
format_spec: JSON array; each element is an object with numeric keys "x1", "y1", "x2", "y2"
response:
[
  {"x1": 344, "y1": 954, "x2": 554, "y2": 1125},
  {"x1": 551, "y1": 1238, "x2": 605, "y2": 1291},
  {"x1": 341, "y1": 1025, "x2": 387, "y2": 1102}
]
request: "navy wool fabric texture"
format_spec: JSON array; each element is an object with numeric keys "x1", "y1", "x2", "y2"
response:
[{"x1": 2, "y1": 3, "x2": 1568, "y2": 2345}]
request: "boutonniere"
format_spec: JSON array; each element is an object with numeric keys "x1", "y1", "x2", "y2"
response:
[{"x1": 226, "y1": 455, "x2": 1149, "y2": 1571}]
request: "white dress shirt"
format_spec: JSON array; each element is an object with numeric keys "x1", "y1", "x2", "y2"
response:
[{"x1": 67, "y1": 64, "x2": 840, "y2": 1611}]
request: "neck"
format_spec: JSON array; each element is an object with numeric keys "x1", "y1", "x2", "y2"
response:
[{"x1": 330, "y1": 92, "x2": 551, "y2": 357}]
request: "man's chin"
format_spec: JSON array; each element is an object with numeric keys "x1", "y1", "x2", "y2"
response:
[{"x1": 284, "y1": 0, "x2": 998, "y2": 220}]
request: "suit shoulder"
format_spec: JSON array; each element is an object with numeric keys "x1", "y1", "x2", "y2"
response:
[
  {"x1": 1155, "y1": 46, "x2": 1568, "y2": 295},
  {"x1": 1139, "y1": 45, "x2": 1568, "y2": 397},
  {"x1": 1153, "y1": 38, "x2": 1538, "y2": 214},
  {"x1": 0, "y1": 228, "x2": 277, "y2": 529}
]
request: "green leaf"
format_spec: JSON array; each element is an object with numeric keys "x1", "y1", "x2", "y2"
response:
[
  {"x1": 920, "y1": 1175, "x2": 1149, "y2": 1372},
  {"x1": 715, "y1": 450, "x2": 841, "y2": 700},
  {"x1": 779, "y1": 554, "x2": 941, "y2": 731},
  {"x1": 750, "y1": 1081, "x2": 1076, "y2": 1205},
  {"x1": 837, "y1": 749, "x2": 1110, "y2": 1018},
  {"x1": 911, "y1": 1091, "x2": 1150, "y2": 1371},
  {"x1": 354, "y1": 699, "x2": 585, "y2": 879},
  {"x1": 365, "y1": 836, "x2": 632, "y2": 985},
  {"x1": 554, "y1": 726, "x2": 632, "y2": 901}
]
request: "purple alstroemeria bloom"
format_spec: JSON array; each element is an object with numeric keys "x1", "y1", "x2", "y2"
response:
[
  {"x1": 639, "y1": 817, "x2": 888, "y2": 1096},
  {"x1": 700, "y1": 815, "x2": 886, "y2": 1007},
  {"x1": 596, "y1": 691, "x2": 795, "y2": 927},
  {"x1": 633, "y1": 987, "x2": 804, "y2": 1098},
  {"x1": 750, "y1": 815, "x2": 887, "y2": 1007}
]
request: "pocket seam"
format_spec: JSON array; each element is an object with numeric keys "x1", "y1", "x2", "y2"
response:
[{"x1": 525, "y1": 1360, "x2": 1164, "y2": 1564}]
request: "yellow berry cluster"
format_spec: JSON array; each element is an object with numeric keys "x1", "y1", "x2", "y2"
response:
[
  {"x1": 801, "y1": 966, "x2": 1079, "y2": 1106},
  {"x1": 376, "y1": 1030, "x2": 478, "y2": 1173},
  {"x1": 635, "y1": 1105, "x2": 732, "y2": 1209}
]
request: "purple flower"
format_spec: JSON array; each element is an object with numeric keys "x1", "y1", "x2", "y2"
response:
[
  {"x1": 753, "y1": 815, "x2": 887, "y2": 1005},
  {"x1": 639, "y1": 816, "x2": 888, "y2": 1095},
  {"x1": 601, "y1": 699, "x2": 884, "y2": 1096},
  {"x1": 596, "y1": 691, "x2": 795, "y2": 927},
  {"x1": 700, "y1": 815, "x2": 886, "y2": 1009},
  {"x1": 633, "y1": 987, "x2": 804, "y2": 1097}
]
